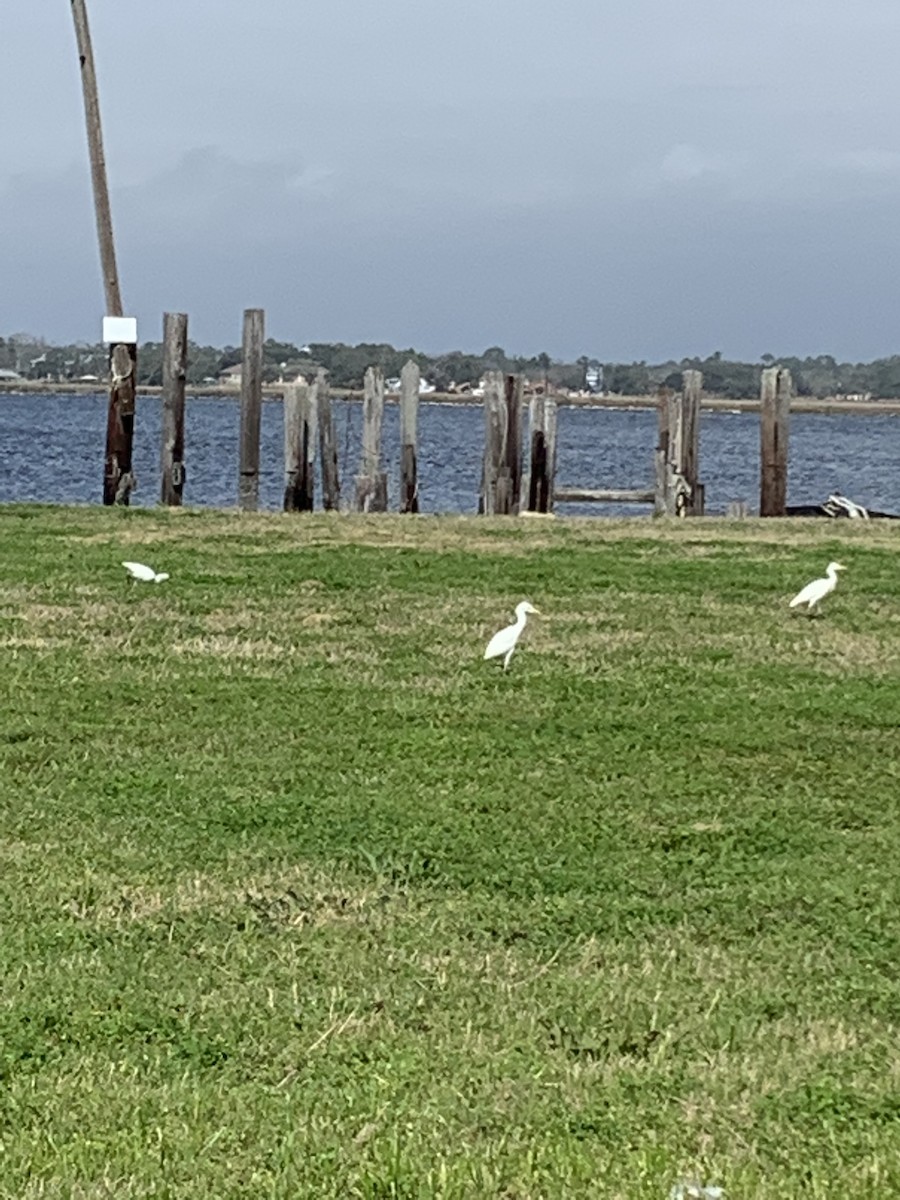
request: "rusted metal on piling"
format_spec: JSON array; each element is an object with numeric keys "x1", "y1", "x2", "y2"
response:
[
  {"x1": 354, "y1": 366, "x2": 388, "y2": 512},
  {"x1": 238, "y1": 308, "x2": 264, "y2": 511},
  {"x1": 160, "y1": 312, "x2": 187, "y2": 506},
  {"x1": 283, "y1": 377, "x2": 316, "y2": 511},
  {"x1": 399, "y1": 359, "x2": 420, "y2": 513},
  {"x1": 760, "y1": 366, "x2": 792, "y2": 516}
]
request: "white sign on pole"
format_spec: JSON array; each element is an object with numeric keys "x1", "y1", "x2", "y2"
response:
[{"x1": 102, "y1": 316, "x2": 138, "y2": 344}]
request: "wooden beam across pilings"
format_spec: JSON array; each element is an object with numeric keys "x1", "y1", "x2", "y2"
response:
[{"x1": 554, "y1": 487, "x2": 656, "y2": 505}]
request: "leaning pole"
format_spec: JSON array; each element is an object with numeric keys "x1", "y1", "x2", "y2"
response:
[{"x1": 70, "y1": 0, "x2": 136, "y2": 504}]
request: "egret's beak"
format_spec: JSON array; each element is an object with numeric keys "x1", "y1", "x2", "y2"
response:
[
  {"x1": 533, "y1": 607, "x2": 542, "y2": 616},
  {"x1": 835, "y1": 563, "x2": 847, "y2": 571}
]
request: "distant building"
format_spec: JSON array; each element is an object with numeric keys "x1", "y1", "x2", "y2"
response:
[
  {"x1": 218, "y1": 364, "x2": 242, "y2": 386},
  {"x1": 585, "y1": 363, "x2": 604, "y2": 394},
  {"x1": 0, "y1": 368, "x2": 22, "y2": 382}
]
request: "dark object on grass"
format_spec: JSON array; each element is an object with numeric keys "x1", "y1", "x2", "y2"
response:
[{"x1": 786, "y1": 492, "x2": 900, "y2": 519}]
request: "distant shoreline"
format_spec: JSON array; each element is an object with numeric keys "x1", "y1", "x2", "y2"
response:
[{"x1": 1, "y1": 380, "x2": 899, "y2": 415}]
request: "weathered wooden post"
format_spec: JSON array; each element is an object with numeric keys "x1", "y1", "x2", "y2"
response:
[
  {"x1": 679, "y1": 368, "x2": 704, "y2": 515},
  {"x1": 399, "y1": 359, "x2": 419, "y2": 513},
  {"x1": 102, "y1": 333, "x2": 137, "y2": 505},
  {"x1": 71, "y1": 0, "x2": 136, "y2": 505},
  {"x1": 283, "y1": 377, "x2": 316, "y2": 511},
  {"x1": 656, "y1": 371, "x2": 704, "y2": 517},
  {"x1": 502, "y1": 374, "x2": 524, "y2": 514},
  {"x1": 760, "y1": 366, "x2": 791, "y2": 516},
  {"x1": 160, "y1": 311, "x2": 187, "y2": 506},
  {"x1": 238, "y1": 308, "x2": 264, "y2": 511},
  {"x1": 655, "y1": 374, "x2": 704, "y2": 516},
  {"x1": 654, "y1": 385, "x2": 674, "y2": 516},
  {"x1": 479, "y1": 371, "x2": 505, "y2": 514},
  {"x1": 354, "y1": 366, "x2": 388, "y2": 512},
  {"x1": 525, "y1": 393, "x2": 558, "y2": 513},
  {"x1": 316, "y1": 368, "x2": 341, "y2": 511}
]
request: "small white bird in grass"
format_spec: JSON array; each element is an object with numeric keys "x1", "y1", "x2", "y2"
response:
[
  {"x1": 788, "y1": 560, "x2": 845, "y2": 613},
  {"x1": 484, "y1": 601, "x2": 541, "y2": 669},
  {"x1": 122, "y1": 560, "x2": 170, "y2": 584}
]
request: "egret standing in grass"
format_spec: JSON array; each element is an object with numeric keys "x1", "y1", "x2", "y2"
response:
[
  {"x1": 484, "y1": 601, "x2": 540, "y2": 669},
  {"x1": 122, "y1": 561, "x2": 170, "y2": 583},
  {"x1": 789, "y1": 561, "x2": 845, "y2": 614}
]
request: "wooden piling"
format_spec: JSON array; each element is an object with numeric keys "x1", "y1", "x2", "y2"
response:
[
  {"x1": 160, "y1": 312, "x2": 187, "y2": 506},
  {"x1": 654, "y1": 385, "x2": 674, "y2": 516},
  {"x1": 525, "y1": 393, "x2": 557, "y2": 513},
  {"x1": 238, "y1": 308, "x2": 264, "y2": 511},
  {"x1": 316, "y1": 368, "x2": 340, "y2": 511},
  {"x1": 399, "y1": 359, "x2": 420, "y2": 513},
  {"x1": 71, "y1": 0, "x2": 137, "y2": 506},
  {"x1": 502, "y1": 374, "x2": 524, "y2": 514},
  {"x1": 655, "y1": 372, "x2": 704, "y2": 516},
  {"x1": 479, "y1": 371, "x2": 505, "y2": 515},
  {"x1": 102, "y1": 342, "x2": 137, "y2": 505},
  {"x1": 354, "y1": 366, "x2": 388, "y2": 512},
  {"x1": 283, "y1": 378, "x2": 316, "y2": 511},
  {"x1": 680, "y1": 369, "x2": 704, "y2": 515},
  {"x1": 760, "y1": 366, "x2": 791, "y2": 516}
]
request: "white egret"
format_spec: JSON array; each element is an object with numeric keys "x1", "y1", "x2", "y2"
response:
[
  {"x1": 122, "y1": 560, "x2": 170, "y2": 584},
  {"x1": 484, "y1": 601, "x2": 541, "y2": 669},
  {"x1": 788, "y1": 561, "x2": 845, "y2": 613}
]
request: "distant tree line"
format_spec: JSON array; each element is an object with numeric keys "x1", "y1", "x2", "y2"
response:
[{"x1": 1, "y1": 333, "x2": 897, "y2": 398}]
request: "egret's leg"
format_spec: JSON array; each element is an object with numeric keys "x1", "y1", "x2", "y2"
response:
[{"x1": 503, "y1": 647, "x2": 515, "y2": 670}]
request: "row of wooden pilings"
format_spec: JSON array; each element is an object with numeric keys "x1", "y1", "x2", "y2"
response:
[
  {"x1": 157, "y1": 309, "x2": 565, "y2": 516},
  {"x1": 156, "y1": 309, "x2": 792, "y2": 517}
]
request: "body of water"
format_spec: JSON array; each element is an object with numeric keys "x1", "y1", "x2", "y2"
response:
[{"x1": 0, "y1": 392, "x2": 897, "y2": 516}]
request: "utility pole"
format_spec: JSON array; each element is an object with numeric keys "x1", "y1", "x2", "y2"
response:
[{"x1": 70, "y1": 0, "x2": 137, "y2": 504}]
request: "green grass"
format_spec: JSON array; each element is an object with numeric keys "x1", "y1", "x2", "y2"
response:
[{"x1": 0, "y1": 504, "x2": 898, "y2": 1198}]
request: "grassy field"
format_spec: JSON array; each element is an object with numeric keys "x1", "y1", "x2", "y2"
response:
[{"x1": 0, "y1": 505, "x2": 898, "y2": 1199}]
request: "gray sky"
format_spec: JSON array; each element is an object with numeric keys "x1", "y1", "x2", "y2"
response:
[{"x1": 4, "y1": 1, "x2": 900, "y2": 360}]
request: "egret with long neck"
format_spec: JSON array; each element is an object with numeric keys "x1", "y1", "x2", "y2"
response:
[
  {"x1": 789, "y1": 561, "x2": 845, "y2": 613},
  {"x1": 484, "y1": 601, "x2": 541, "y2": 669}
]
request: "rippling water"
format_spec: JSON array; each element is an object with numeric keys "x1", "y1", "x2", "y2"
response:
[{"x1": 1, "y1": 392, "x2": 898, "y2": 516}]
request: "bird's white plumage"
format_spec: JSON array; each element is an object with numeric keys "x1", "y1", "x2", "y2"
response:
[
  {"x1": 122, "y1": 560, "x2": 170, "y2": 583},
  {"x1": 789, "y1": 561, "x2": 845, "y2": 611},
  {"x1": 484, "y1": 601, "x2": 540, "y2": 669}
]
